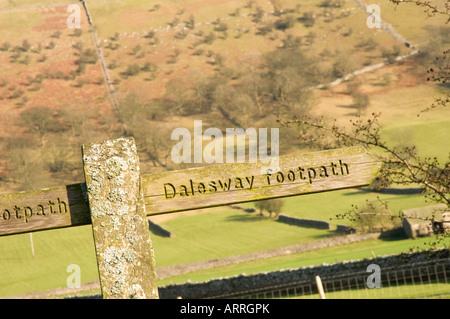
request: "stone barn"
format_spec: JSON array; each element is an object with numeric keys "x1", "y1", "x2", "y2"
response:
[{"x1": 401, "y1": 203, "x2": 449, "y2": 239}]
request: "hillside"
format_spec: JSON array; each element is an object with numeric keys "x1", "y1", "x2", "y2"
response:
[
  {"x1": 0, "y1": 0, "x2": 447, "y2": 193},
  {"x1": 0, "y1": 0, "x2": 448, "y2": 298}
]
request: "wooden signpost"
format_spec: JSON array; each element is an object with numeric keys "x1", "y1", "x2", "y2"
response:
[{"x1": 0, "y1": 137, "x2": 382, "y2": 299}]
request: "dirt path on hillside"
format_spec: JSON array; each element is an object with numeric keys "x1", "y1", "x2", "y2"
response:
[
  {"x1": 80, "y1": 0, "x2": 120, "y2": 113},
  {"x1": 307, "y1": 0, "x2": 418, "y2": 92}
]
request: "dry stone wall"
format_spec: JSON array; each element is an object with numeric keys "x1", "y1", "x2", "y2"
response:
[
  {"x1": 158, "y1": 249, "x2": 449, "y2": 299},
  {"x1": 277, "y1": 214, "x2": 331, "y2": 229}
]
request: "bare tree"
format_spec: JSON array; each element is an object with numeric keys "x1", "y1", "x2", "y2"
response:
[
  {"x1": 281, "y1": 112, "x2": 449, "y2": 205},
  {"x1": 389, "y1": 0, "x2": 450, "y2": 23},
  {"x1": 20, "y1": 107, "x2": 54, "y2": 146}
]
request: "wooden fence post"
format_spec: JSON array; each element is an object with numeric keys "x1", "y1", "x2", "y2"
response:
[
  {"x1": 82, "y1": 137, "x2": 158, "y2": 299},
  {"x1": 315, "y1": 275, "x2": 326, "y2": 299}
]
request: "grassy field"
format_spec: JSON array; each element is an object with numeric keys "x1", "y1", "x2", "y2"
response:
[
  {"x1": 151, "y1": 208, "x2": 335, "y2": 267},
  {"x1": 156, "y1": 235, "x2": 450, "y2": 286},
  {"x1": 0, "y1": 0, "x2": 448, "y2": 299},
  {"x1": 0, "y1": 189, "x2": 447, "y2": 297},
  {"x1": 280, "y1": 189, "x2": 430, "y2": 223},
  {"x1": 296, "y1": 282, "x2": 450, "y2": 299},
  {"x1": 0, "y1": 225, "x2": 98, "y2": 297}
]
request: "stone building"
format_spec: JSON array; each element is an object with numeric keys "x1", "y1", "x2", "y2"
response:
[{"x1": 401, "y1": 203, "x2": 449, "y2": 239}]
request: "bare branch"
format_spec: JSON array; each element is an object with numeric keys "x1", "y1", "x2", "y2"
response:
[
  {"x1": 279, "y1": 113, "x2": 450, "y2": 204},
  {"x1": 390, "y1": 0, "x2": 450, "y2": 23}
]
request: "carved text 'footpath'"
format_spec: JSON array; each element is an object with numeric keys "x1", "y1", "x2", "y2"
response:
[{"x1": 1, "y1": 198, "x2": 68, "y2": 223}]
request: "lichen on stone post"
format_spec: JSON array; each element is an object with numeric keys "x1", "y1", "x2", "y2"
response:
[{"x1": 82, "y1": 137, "x2": 159, "y2": 299}]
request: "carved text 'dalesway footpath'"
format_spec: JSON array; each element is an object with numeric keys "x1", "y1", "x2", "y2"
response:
[
  {"x1": 0, "y1": 146, "x2": 381, "y2": 236},
  {"x1": 143, "y1": 146, "x2": 381, "y2": 214}
]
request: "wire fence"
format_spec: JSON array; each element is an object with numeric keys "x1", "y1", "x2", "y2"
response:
[{"x1": 210, "y1": 259, "x2": 450, "y2": 299}]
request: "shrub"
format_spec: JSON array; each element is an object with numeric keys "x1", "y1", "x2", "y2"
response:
[
  {"x1": 130, "y1": 44, "x2": 142, "y2": 55},
  {"x1": 256, "y1": 23, "x2": 273, "y2": 36},
  {"x1": 320, "y1": 0, "x2": 345, "y2": 7},
  {"x1": 141, "y1": 62, "x2": 157, "y2": 72},
  {"x1": 381, "y1": 45, "x2": 401, "y2": 63},
  {"x1": 9, "y1": 89, "x2": 24, "y2": 99},
  {"x1": 108, "y1": 60, "x2": 118, "y2": 69},
  {"x1": 19, "y1": 54, "x2": 31, "y2": 65},
  {"x1": 78, "y1": 48, "x2": 97, "y2": 64},
  {"x1": 77, "y1": 62, "x2": 86, "y2": 74},
  {"x1": 32, "y1": 43, "x2": 42, "y2": 54},
  {"x1": 274, "y1": 15, "x2": 296, "y2": 31},
  {"x1": 28, "y1": 82, "x2": 42, "y2": 92},
  {"x1": 214, "y1": 22, "x2": 228, "y2": 32},
  {"x1": 123, "y1": 63, "x2": 141, "y2": 77},
  {"x1": 149, "y1": 4, "x2": 160, "y2": 12},
  {"x1": 300, "y1": 11, "x2": 315, "y2": 27},
  {"x1": 144, "y1": 30, "x2": 155, "y2": 39},
  {"x1": 106, "y1": 42, "x2": 120, "y2": 50},
  {"x1": 332, "y1": 57, "x2": 356, "y2": 78},
  {"x1": 202, "y1": 32, "x2": 216, "y2": 44},
  {"x1": 185, "y1": 14, "x2": 195, "y2": 30},
  {"x1": 46, "y1": 41, "x2": 55, "y2": 50},
  {"x1": 230, "y1": 8, "x2": 240, "y2": 17},
  {"x1": 168, "y1": 17, "x2": 180, "y2": 28},
  {"x1": 51, "y1": 31, "x2": 62, "y2": 38},
  {"x1": 0, "y1": 42, "x2": 10, "y2": 51},
  {"x1": 74, "y1": 78, "x2": 90, "y2": 87},
  {"x1": 251, "y1": 6, "x2": 264, "y2": 23},
  {"x1": 352, "y1": 92, "x2": 370, "y2": 114},
  {"x1": 21, "y1": 39, "x2": 31, "y2": 52},
  {"x1": 72, "y1": 28, "x2": 82, "y2": 37},
  {"x1": 72, "y1": 41, "x2": 84, "y2": 52},
  {"x1": 355, "y1": 37, "x2": 378, "y2": 51},
  {"x1": 46, "y1": 149, "x2": 69, "y2": 173},
  {"x1": 255, "y1": 199, "x2": 284, "y2": 217},
  {"x1": 110, "y1": 32, "x2": 120, "y2": 41},
  {"x1": 167, "y1": 56, "x2": 177, "y2": 64},
  {"x1": 16, "y1": 95, "x2": 28, "y2": 107},
  {"x1": 244, "y1": 1, "x2": 255, "y2": 9},
  {"x1": 175, "y1": 29, "x2": 189, "y2": 40},
  {"x1": 9, "y1": 51, "x2": 21, "y2": 63},
  {"x1": 38, "y1": 54, "x2": 47, "y2": 63},
  {"x1": 192, "y1": 49, "x2": 203, "y2": 56}
]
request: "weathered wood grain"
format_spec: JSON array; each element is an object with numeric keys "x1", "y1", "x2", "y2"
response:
[
  {"x1": 0, "y1": 146, "x2": 382, "y2": 236},
  {"x1": 82, "y1": 137, "x2": 158, "y2": 299},
  {"x1": 0, "y1": 183, "x2": 90, "y2": 236},
  {"x1": 142, "y1": 146, "x2": 382, "y2": 215}
]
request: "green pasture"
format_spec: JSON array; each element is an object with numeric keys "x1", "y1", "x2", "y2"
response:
[
  {"x1": 280, "y1": 189, "x2": 429, "y2": 224},
  {"x1": 0, "y1": 225, "x2": 98, "y2": 297},
  {"x1": 296, "y1": 282, "x2": 450, "y2": 299},
  {"x1": 157, "y1": 235, "x2": 450, "y2": 286},
  {"x1": 0, "y1": 186, "x2": 447, "y2": 297},
  {"x1": 150, "y1": 209, "x2": 334, "y2": 268}
]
